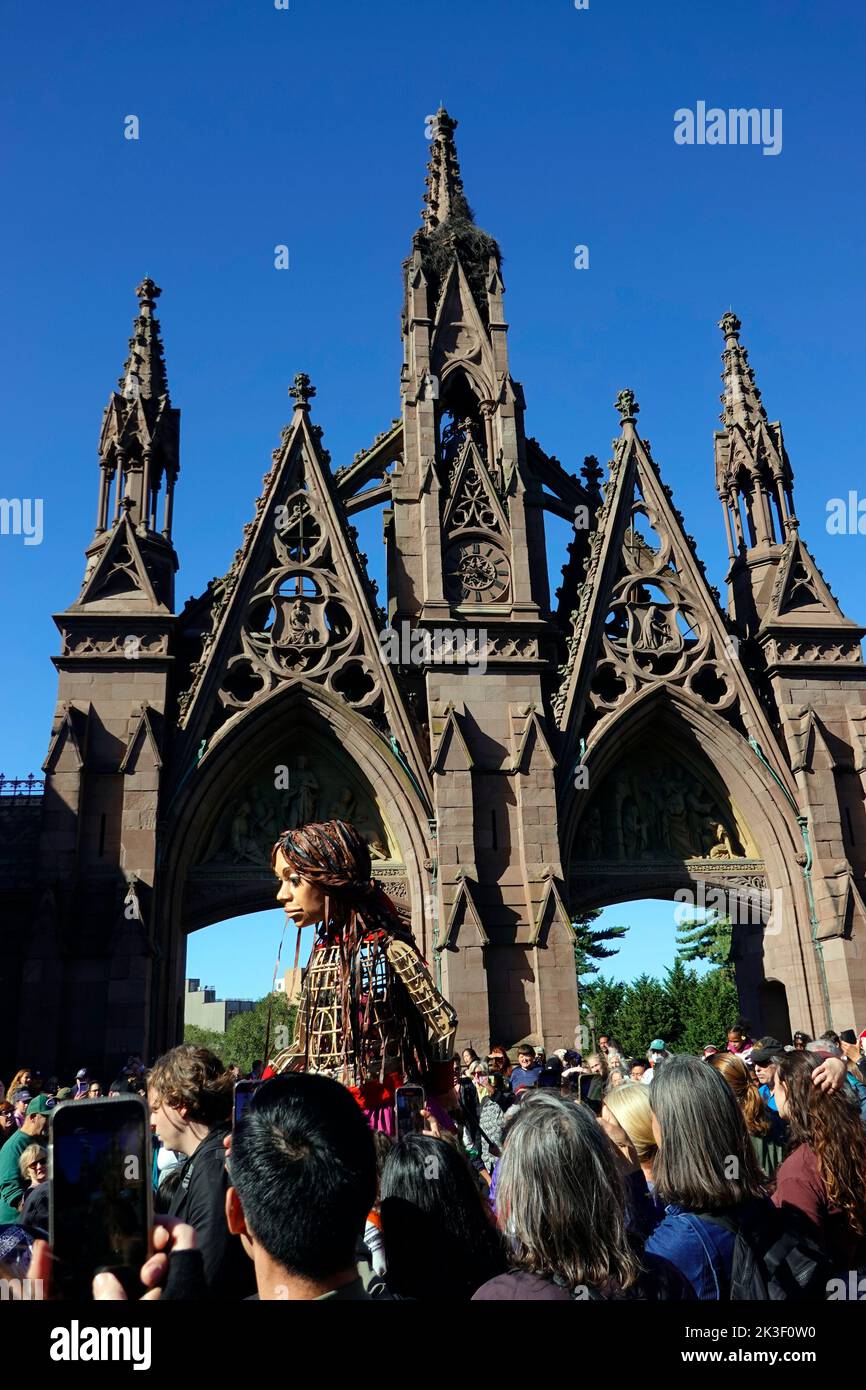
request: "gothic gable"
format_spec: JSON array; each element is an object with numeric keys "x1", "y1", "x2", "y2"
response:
[
  {"x1": 763, "y1": 532, "x2": 844, "y2": 623},
  {"x1": 429, "y1": 257, "x2": 496, "y2": 398},
  {"x1": 176, "y1": 391, "x2": 430, "y2": 800},
  {"x1": 442, "y1": 437, "x2": 509, "y2": 538},
  {"x1": 553, "y1": 398, "x2": 794, "y2": 791},
  {"x1": 75, "y1": 516, "x2": 163, "y2": 612}
]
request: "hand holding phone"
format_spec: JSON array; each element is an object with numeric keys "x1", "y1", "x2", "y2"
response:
[
  {"x1": 233, "y1": 1079, "x2": 262, "y2": 1130},
  {"x1": 394, "y1": 1085, "x2": 425, "y2": 1140},
  {"x1": 49, "y1": 1096, "x2": 152, "y2": 1301}
]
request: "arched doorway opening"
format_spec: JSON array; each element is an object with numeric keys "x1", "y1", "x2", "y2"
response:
[
  {"x1": 561, "y1": 687, "x2": 817, "y2": 1039},
  {"x1": 576, "y1": 893, "x2": 741, "y2": 1059},
  {"x1": 153, "y1": 682, "x2": 433, "y2": 1058}
]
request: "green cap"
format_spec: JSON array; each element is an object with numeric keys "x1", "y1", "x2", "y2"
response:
[
  {"x1": 648, "y1": 1039, "x2": 666, "y2": 1051},
  {"x1": 26, "y1": 1094, "x2": 55, "y2": 1116}
]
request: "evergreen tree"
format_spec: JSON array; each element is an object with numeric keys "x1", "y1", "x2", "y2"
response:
[
  {"x1": 578, "y1": 978, "x2": 627, "y2": 1051},
  {"x1": 573, "y1": 908, "x2": 628, "y2": 984},
  {"x1": 678, "y1": 968, "x2": 740, "y2": 1055},
  {"x1": 675, "y1": 912, "x2": 733, "y2": 969},
  {"x1": 662, "y1": 958, "x2": 699, "y2": 1050},
  {"x1": 613, "y1": 974, "x2": 676, "y2": 1059}
]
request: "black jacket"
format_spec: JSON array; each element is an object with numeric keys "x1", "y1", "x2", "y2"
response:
[{"x1": 167, "y1": 1124, "x2": 255, "y2": 1300}]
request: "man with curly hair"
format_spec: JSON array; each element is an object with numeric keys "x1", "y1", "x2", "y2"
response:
[{"x1": 148, "y1": 1044, "x2": 255, "y2": 1299}]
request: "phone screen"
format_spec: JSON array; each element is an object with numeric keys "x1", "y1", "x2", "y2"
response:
[
  {"x1": 50, "y1": 1098, "x2": 151, "y2": 1300},
  {"x1": 395, "y1": 1085, "x2": 425, "y2": 1139},
  {"x1": 233, "y1": 1080, "x2": 262, "y2": 1129}
]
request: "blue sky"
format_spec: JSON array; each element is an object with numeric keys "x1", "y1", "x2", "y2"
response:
[
  {"x1": 185, "y1": 901, "x2": 712, "y2": 1003},
  {"x1": 2, "y1": 0, "x2": 864, "y2": 998}
]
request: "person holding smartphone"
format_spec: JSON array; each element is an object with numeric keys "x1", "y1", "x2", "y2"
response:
[{"x1": 147, "y1": 1045, "x2": 255, "y2": 1300}]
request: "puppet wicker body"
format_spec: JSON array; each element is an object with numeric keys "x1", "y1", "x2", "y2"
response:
[{"x1": 269, "y1": 820, "x2": 456, "y2": 1090}]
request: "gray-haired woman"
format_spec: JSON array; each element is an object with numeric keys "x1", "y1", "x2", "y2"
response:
[
  {"x1": 472, "y1": 1091, "x2": 690, "y2": 1300},
  {"x1": 645, "y1": 1054, "x2": 771, "y2": 1299}
]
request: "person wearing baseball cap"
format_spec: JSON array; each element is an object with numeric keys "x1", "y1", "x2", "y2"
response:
[
  {"x1": 0, "y1": 1095, "x2": 53, "y2": 1224},
  {"x1": 701, "y1": 1045, "x2": 719, "y2": 1058},
  {"x1": 10, "y1": 1089, "x2": 31, "y2": 1130},
  {"x1": 73, "y1": 1069, "x2": 89, "y2": 1100},
  {"x1": 750, "y1": 1038, "x2": 785, "y2": 1112},
  {"x1": 642, "y1": 1039, "x2": 670, "y2": 1083}
]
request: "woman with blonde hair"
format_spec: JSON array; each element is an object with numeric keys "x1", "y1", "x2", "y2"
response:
[
  {"x1": 602, "y1": 1082, "x2": 658, "y2": 1192},
  {"x1": 17, "y1": 1142, "x2": 47, "y2": 1188},
  {"x1": 705, "y1": 1051, "x2": 784, "y2": 1178}
]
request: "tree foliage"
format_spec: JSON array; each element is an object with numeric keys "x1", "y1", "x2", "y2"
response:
[
  {"x1": 578, "y1": 957, "x2": 740, "y2": 1061},
  {"x1": 612, "y1": 974, "x2": 677, "y2": 1058},
  {"x1": 572, "y1": 908, "x2": 629, "y2": 984},
  {"x1": 184, "y1": 994, "x2": 297, "y2": 1074},
  {"x1": 676, "y1": 913, "x2": 733, "y2": 968},
  {"x1": 677, "y1": 968, "x2": 740, "y2": 1055},
  {"x1": 578, "y1": 977, "x2": 628, "y2": 1049}
]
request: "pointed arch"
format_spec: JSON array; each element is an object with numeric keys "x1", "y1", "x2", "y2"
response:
[{"x1": 153, "y1": 677, "x2": 436, "y2": 1048}]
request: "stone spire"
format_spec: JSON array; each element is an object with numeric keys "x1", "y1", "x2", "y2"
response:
[
  {"x1": 413, "y1": 108, "x2": 500, "y2": 321},
  {"x1": 118, "y1": 278, "x2": 170, "y2": 408},
  {"x1": 96, "y1": 278, "x2": 180, "y2": 541},
  {"x1": 422, "y1": 108, "x2": 472, "y2": 231},
  {"x1": 718, "y1": 311, "x2": 767, "y2": 438},
  {"x1": 714, "y1": 312, "x2": 795, "y2": 636}
]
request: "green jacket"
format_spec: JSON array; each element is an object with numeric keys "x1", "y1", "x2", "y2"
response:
[{"x1": 0, "y1": 1127, "x2": 34, "y2": 1224}]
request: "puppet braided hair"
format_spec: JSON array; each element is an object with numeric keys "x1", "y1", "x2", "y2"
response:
[{"x1": 271, "y1": 819, "x2": 411, "y2": 937}]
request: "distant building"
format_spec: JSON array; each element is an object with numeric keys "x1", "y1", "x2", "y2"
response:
[
  {"x1": 184, "y1": 978, "x2": 255, "y2": 1034},
  {"x1": 274, "y1": 968, "x2": 304, "y2": 1005}
]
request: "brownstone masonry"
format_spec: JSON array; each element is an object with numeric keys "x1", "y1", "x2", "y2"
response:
[{"x1": 2, "y1": 113, "x2": 865, "y2": 1076}]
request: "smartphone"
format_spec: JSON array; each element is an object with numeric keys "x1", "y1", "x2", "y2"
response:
[
  {"x1": 233, "y1": 1079, "x2": 262, "y2": 1129},
  {"x1": 579, "y1": 1073, "x2": 603, "y2": 1113},
  {"x1": 394, "y1": 1084, "x2": 425, "y2": 1139},
  {"x1": 50, "y1": 1096, "x2": 152, "y2": 1301}
]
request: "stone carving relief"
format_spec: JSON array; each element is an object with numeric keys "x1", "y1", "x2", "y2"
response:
[
  {"x1": 483, "y1": 632, "x2": 538, "y2": 660},
  {"x1": 437, "y1": 319, "x2": 482, "y2": 365},
  {"x1": 574, "y1": 755, "x2": 750, "y2": 863},
  {"x1": 180, "y1": 478, "x2": 389, "y2": 735},
  {"x1": 61, "y1": 630, "x2": 168, "y2": 657},
  {"x1": 554, "y1": 464, "x2": 743, "y2": 736},
  {"x1": 196, "y1": 758, "x2": 393, "y2": 869},
  {"x1": 450, "y1": 461, "x2": 500, "y2": 532},
  {"x1": 765, "y1": 638, "x2": 861, "y2": 665}
]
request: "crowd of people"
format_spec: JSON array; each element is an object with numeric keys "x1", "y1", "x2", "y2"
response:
[{"x1": 2, "y1": 1018, "x2": 866, "y2": 1302}]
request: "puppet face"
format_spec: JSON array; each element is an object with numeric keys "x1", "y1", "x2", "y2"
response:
[{"x1": 273, "y1": 847, "x2": 326, "y2": 927}]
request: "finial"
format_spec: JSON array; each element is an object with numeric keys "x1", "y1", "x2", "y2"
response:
[
  {"x1": 289, "y1": 373, "x2": 316, "y2": 410},
  {"x1": 135, "y1": 278, "x2": 162, "y2": 311},
  {"x1": 614, "y1": 389, "x2": 639, "y2": 424},
  {"x1": 421, "y1": 107, "x2": 470, "y2": 231},
  {"x1": 719, "y1": 311, "x2": 742, "y2": 340}
]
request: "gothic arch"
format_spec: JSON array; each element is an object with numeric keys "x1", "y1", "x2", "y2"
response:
[
  {"x1": 560, "y1": 683, "x2": 825, "y2": 1030},
  {"x1": 439, "y1": 360, "x2": 489, "y2": 401},
  {"x1": 152, "y1": 679, "x2": 434, "y2": 1052}
]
